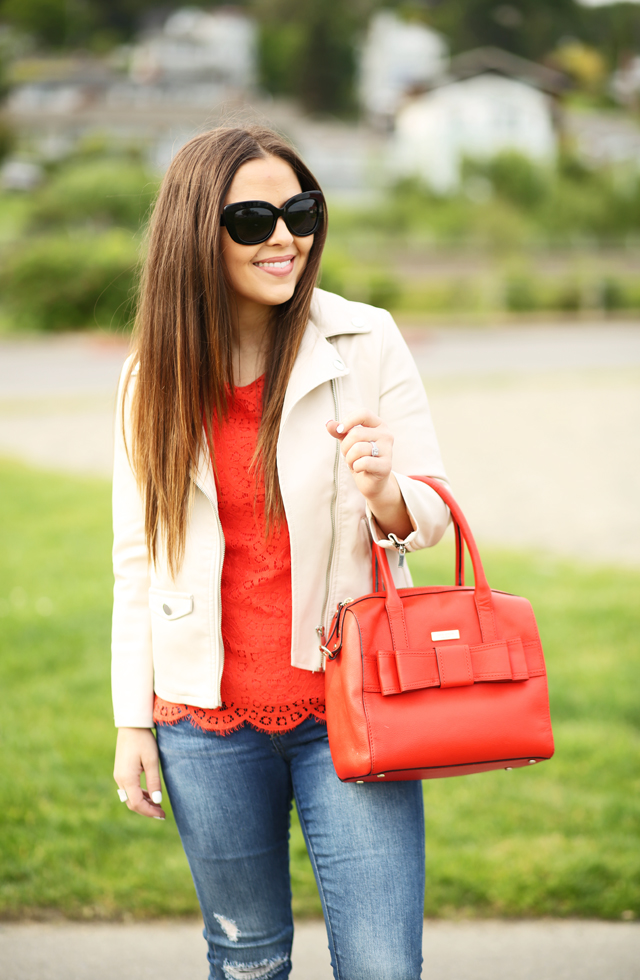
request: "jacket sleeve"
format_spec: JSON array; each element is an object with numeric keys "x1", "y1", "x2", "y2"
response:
[
  {"x1": 111, "y1": 358, "x2": 154, "y2": 728},
  {"x1": 366, "y1": 310, "x2": 450, "y2": 552}
]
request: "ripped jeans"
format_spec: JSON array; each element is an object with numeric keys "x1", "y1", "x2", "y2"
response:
[{"x1": 156, "y1": 715, "x2": 425, "y2": 980}]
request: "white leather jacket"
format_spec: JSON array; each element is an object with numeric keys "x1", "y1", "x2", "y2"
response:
[{"x1": 111, "y1": 288, "x2": 449, "y2": 727}]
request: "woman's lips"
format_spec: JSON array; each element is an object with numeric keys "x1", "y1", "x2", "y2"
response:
[{"x1": 253, "y1": 255, "x2": 295, "y2": 277}]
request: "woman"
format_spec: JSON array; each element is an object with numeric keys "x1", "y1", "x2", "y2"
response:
[{"x1": 112, "y1": 126, "x2": 449, "y2": 980}]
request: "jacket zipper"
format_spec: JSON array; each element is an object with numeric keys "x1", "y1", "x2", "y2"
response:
[
  {"x1": 195, "y1": 477, "x2": 226, "y2": 704},
  {"x1": 387, "y1": 532, "x2": 407, "y2": 567},
  {"x1": 316, "y1": 375, "x2": 340, "y2": 648}
]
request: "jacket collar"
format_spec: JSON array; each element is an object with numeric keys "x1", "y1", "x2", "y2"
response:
[
  {"x1": 195, "y1": 288, "x2": 372, "y2": 499},
  {"x1": 309, "y1": 287, "x2": 373, "y2": 339}
]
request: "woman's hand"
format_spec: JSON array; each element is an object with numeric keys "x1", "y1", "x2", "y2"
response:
[
  {"x1": 114, "y1": 727, "x2": 166, "y2": 820},
  {"x1": 326, "y1": 411, "x2": 413, "y2": 540}
]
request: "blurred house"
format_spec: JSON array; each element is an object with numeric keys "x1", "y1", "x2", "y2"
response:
[
  {"x1": 358, "y1": 10, "x2": 448, "y2": 127},
  {"x1": 7, "y1": 56, "x2": 113, "y2": 115},
  {"x1": 565, "y1": 109, "x2": 640, "y2": 168},
  {"x1": 391, "y1": 48, "x2": 566, "y2": 193},
  {"x1": 611, "y1": 56, "x2": 640, "y2": 108},
  {"x1": 129, "y1": 7, "x2": 256, "y2": 90}
]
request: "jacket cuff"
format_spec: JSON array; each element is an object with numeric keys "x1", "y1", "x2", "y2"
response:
[{"x1": 366, "y1": 471, "x2": 450, "y2": 551}]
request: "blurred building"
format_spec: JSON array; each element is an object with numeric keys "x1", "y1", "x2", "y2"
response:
[
  {"x1": 131, "y1": 7, "x2": 256, "y2": 88},
  {"x1": 7, "y1": 56, "x2": 113, "y2": 115},
  {"x1": 565, "y1": 109, "x2": 640, "y2": 168},
  {"x1": 358, "y1": 10, "x2": 448, "y2": 127},
  {"x1": 391, "y1": 48, "x2": 566, "y2": 193}
]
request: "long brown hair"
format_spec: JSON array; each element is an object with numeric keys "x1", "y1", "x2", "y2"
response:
[{"x1": 125, "y1": 126, "x2": 327, "y2": 575}]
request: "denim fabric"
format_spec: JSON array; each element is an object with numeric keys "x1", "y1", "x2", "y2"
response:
[{"x1": 156, "y1": 715, "x2": 425, "y2": 980}]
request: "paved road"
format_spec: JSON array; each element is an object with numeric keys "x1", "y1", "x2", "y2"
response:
[
  {"x1": 1, "y1": 918, "x2": 639, "y2": 980},
  {"x1": 1, "y1": 323, "x2": 638, "y2": 565}
]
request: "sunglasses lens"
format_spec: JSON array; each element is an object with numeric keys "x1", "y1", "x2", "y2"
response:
[
  {"x1": 232, "y1": 207, "x2": 275, "y2": 244},
  {"x1": 285, "y1": 198, "x2": 320, "y2": 236}
]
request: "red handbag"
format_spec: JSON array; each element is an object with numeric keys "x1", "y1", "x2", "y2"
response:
[{"x1": 323, "y1": 476, "x2": 554, "y2": 782}]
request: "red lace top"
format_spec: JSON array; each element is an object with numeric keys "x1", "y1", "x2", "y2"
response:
[{"x1": 153, "y1": 375, "x2": 325, "y2": 734}]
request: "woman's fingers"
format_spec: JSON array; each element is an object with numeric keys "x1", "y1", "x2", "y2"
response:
[
  {"x1": 141, "y1": 745, "x2": 166, "y2": 819},
  {"x1": 344, "y1": 441, "x2": 389, "y2": 471},
  {"x1": 326, "y1": 410, "x2": 382, "y2": 440},
  {"x1": 119, "y1": 779, "x2": 165, "y2": 820},
  {"x1": 114, "y1": 727, "x2": 166, "y2": 821}
]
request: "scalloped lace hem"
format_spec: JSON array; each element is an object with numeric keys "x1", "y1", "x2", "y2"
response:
[{"x1": 153, "y1": 696, "x2": 326, "y2": 736}]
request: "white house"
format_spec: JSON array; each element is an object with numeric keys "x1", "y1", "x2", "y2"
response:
[
  {"x1": 130, "y1": 7, "x2": 257, "y2": 89},
  {"x1": 359, "y1": 10, "x2": 448, "y2": 124},
  {"x1": 391, "y1": 48, "x2": 566, "y2": 193}
]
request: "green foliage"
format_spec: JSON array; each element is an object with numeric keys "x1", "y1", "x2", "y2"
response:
[
  {"x1": 465, "y1": 152, "x2": 550, "y2": 210},
  {"x1": 0, "y1": 0, "x2": 71, "y2": 48},
  {"x1": 0, "y1": 461, "x2": 639, "y2": 919},
  {"x1": 0, "y1": 118, "x2": 15, "y2": 163},
  {"x1": 426, "y1": 0, "x2": 578, "y2": 60},
  {"x1": 0, "y1": 0, "x2": 163, "y2": 49},
  {"x1": 0, "y1": 150, "x2": 156, "y2": 332},
  {"x1": 255, "y1": 0, "x2": 362, "y2": 115},
  {"x1": 426, "y1": 0, "x2": 640, "y2": 70},
  {"x1": 0, "y1": 228, "x2": 139, "y2": 331},
  {"x1": 258, "y1": 22, "x2": 306, "y2": 95},
  {"x1": 30, "y1": 159, "x2": 158, "y2": 230},
  {"x1": 320, "y1": 247, "x2": 404, "y2": 309},
  {"x1": 335, "y1": 151, "x2": 640, "y2": 251}
]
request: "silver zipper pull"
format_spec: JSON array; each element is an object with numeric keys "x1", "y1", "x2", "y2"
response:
[{"x1": 388, "y1": 533, "x2": 407, "y2": 568}]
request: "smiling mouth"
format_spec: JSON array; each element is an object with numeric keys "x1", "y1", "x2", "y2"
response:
[{"x1": 254, "y1": 256, "x2": 295, "y2": 273}]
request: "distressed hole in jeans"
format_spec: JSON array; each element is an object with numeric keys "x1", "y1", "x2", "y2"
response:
[
  {"x1": 223, "y1": 955, "x2": 289, "y2": 980},
  {"x1": 214, "y1": 913, "x2": 241, "y2": 942}
]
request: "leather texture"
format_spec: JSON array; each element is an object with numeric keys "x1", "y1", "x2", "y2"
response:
[{"x1": 324, "y1": 476, "x2": 555, "y2": 782}]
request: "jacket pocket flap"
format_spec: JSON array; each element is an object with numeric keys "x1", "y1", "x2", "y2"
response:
[{"x1": 149, "y1": 589, "x2": 194, "y2": 621}]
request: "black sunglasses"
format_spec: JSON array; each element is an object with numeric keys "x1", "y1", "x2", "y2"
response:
[{"x1": 220, "y1": 190, "x2": 324, "y2": 245}]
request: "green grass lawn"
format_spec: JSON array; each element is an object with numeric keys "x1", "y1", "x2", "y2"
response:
[{"x1": 0, "y1": 459, "x2": 638, "y2": 920}]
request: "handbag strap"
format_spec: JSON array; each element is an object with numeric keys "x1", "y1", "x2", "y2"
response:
[{"x1": 373, "y1": 476, "x2": 498, "y2": 644}]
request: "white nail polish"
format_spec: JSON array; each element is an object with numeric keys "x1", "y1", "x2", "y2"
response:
[
  {"x1": 117, "y1": 788, "x2": 128, "y2": 803},
  {"x1": 324, "y1": 418, "x2": 334, "y2": 425},
  {"x1": 153, "y1": 816, "x2": 165, "y2": 821},
  {"x1": 151, "y1": 790, "x2": 163, "y2": 804},
  {"x1": 336, "y1": 424, "x2": 344, "y2": 434}
]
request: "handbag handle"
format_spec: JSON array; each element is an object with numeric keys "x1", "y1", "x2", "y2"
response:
[{"x1": 373, "y1": 476, "x2": 497, "y2": 644}]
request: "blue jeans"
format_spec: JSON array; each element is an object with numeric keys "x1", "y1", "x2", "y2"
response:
[{"x1": 156, "y1": 715, "x2": 425, "y2": 980}]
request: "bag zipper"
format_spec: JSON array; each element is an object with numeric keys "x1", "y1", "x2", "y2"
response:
[{"x1": 316, "y1": 375, "x2": 340, "y2": 649}]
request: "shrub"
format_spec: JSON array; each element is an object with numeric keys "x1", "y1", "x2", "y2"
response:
[
  {"x1": 30, "y1": 159, "x2": 158, "y2": 230},
  {"x1": 0, "y1": 229, "x2": 140, "y2": 331},
  {"x1": 0, "y1": 117, "x2": 15, "y2": 163},
  {"x1": 465, "y1": 152, "x2": 550, "y2": 210},
  {"x1": 367, "y1": 274, "x2": 402, "y2": 310},
  {"x1": 505, "y1": 274, "x2": 540, "y2": 312}
]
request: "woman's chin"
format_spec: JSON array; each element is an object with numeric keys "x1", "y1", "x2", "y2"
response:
[{"x1": 246, "y1": 281, "x2": 298, "y2": 307}]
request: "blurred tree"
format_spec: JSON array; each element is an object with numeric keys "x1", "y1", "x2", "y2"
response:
[
  {"x1": 254, "y1": 0, "x2": 376, "y2": 115},
  {"x1": 426, "y1": 0, "x2": 579, "y2": 60},
  {"x1": 550, "y1": 40, "x2": 607, "y2": 94},
  {"x1": 464, "y1": 151, "x2": 549, "y2": 209},
  {"x1": 0, "y1": 0, "x2": 166, "y2": 48},
  {"x1": 577, "y1": 2, "x2": 640, "y2": 70},
  {"x1": 425, "y1": 0, "x2": 640, "y2": 71}
]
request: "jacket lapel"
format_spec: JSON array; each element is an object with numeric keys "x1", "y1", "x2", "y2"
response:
[{"x1": 193, "y1": 288, "x2": 372, "y2": 497}]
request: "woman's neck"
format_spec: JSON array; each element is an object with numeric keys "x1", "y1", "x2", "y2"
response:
[{"x1": 232, "y1": 295, "x2": 271, "y2": 387}]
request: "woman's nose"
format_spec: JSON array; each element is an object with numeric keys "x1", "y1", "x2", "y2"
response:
[{"x1": 267, "y1": 216, "x2": 294, "y2": 245}]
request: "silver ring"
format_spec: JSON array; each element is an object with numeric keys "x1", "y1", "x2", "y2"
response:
[
  {"x1": 370, "y1": 441, "x2": 380, "y2": 457},
  {"x1": 117, "y1": 788, "x2": 128, "y2": 803}
]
